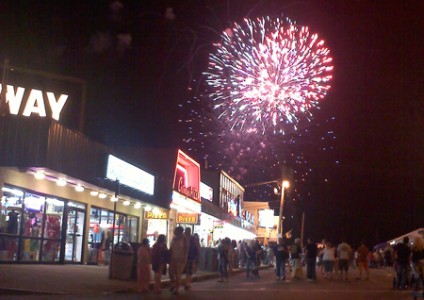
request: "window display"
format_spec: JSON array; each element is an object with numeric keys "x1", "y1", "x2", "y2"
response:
[
  {"x1": 0, "y1": 185, "x2": 85, "y2": 263},
  {"x1": 88, "y1": 207, "x2": 139, "y2": 265}
]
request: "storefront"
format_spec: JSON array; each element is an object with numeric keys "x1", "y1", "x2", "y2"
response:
[
  {"x1": 144, "y1": 207, "x2": 169, "y2": 245},
  {"x1": 0, "y1": 117, "x2": 161, "y2": 264},
  {"x1": 0, "y1": 166, "x2": 144, "y2": 264},
  {"x1": 0, "y1": 184, "x2": 85, "y2": 263},
  {"x1": 169, "y1": 150, "x2": 201, "y2": 239},
  {"x1": 200, "y1": 169, "x2": 257, "y2": 244}
]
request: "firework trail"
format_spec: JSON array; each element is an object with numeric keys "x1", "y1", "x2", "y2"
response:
[{"x1": 205, "y1": 16, "x2": 333, "y2": 135}]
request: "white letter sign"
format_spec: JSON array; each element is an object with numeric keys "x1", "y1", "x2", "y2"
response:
[{"x1": 0, "y1": 84, "x2": 68, "y2": 121}]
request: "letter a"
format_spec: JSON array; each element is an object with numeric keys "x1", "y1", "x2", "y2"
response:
[{"x1": 22, "y1": 89, "x2": 47, "y2": 117}]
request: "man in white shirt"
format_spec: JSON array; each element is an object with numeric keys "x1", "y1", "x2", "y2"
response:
[{"x1": 337, "y1": 239, "x2": 353, "y2": 281}]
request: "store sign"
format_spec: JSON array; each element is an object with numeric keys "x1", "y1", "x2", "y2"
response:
[
  {"x1": 106, "y1": 155, "x2": 155, "y2": 195},
  {"x1": 213, "y1": 220, "x2": 224, "y2": 229},
  {"x1": 177, "y1": 213, "x2": 200, "y2": 225},
  {"x1": 0, "y1": 84, "x2": 68, "y2": 121},
  {"x1": 145, "y1": 211, "x2": 168, "y2": 219},
  {"x1": 173, "y1": 150, "x2": 200, "y2": 202},
  {"x1": 258, "y1": 209, "x2": 275, "y2": 228},
  {"x1": 177, "y1": 181, "x2": 199, "y2": 201},
  {"x1": 200, "y1": 182, "x2": 213, "y2": 202}
]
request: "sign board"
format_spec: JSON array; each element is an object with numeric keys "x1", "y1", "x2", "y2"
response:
[
  {"x1": 145, "y1": 211, "x2": 168, "y2": 220},
  {"x1": 200, "y1": 182, "x2": 213, "y2": 202},
  {"x1": 0, "y1": 84, "x2": 68, "y2": 121},
  {"x1": 106, "y1": 155, "x2": 155, "y2": 195},
  {"x1": 177, "y1": 213, "x2": 200, "y2": 225}
]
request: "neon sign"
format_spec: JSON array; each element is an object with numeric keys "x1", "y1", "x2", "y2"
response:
[{"x1": 0, "y1": 84, "x2": 68, "y2": 121}]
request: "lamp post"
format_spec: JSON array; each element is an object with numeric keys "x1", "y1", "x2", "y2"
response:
[
  {"x1": 245, "y1": 179, "x2": 290, "y2": 240},
  {"x1": 278, "y1": 180, "x2": 290, "y2": 239}
]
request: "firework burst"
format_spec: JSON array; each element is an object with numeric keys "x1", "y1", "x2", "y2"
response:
[{"x1": 205, "y1": 16, "x2": 333, "y2": 134}]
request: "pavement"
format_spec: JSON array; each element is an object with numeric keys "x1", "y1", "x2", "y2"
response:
[{"x1": 0, "y1": 263, "x2": 250, "y2": 296}]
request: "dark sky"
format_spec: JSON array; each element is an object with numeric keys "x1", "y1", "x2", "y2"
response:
[{"x1": 0, "y1": 0, "x2": 423, "y2": 246}]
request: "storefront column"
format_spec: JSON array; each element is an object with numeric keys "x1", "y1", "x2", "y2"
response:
[{"x1": 83, "y1": 202, "x2": 92, "y2": 265}]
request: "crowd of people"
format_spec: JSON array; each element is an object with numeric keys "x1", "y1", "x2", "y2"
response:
[
  {"x1": 134, "y1": 230, "x2": 424, "y2": 295},
  {"x1": 268, "y1": 235, "x2": 424, "y2": 292}
]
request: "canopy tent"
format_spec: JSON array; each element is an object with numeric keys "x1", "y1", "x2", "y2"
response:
[{"x1": 387, "y1": 228, "x2": 424, "y2": 245}]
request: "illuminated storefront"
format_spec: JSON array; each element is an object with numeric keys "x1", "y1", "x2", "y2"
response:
[
  {"x1": 201, "y1": 170, "x2": 256, "y2": 244},
  {"x1": 0, "y1": 117, "x2": 160, "y2": 264},
  {"x1": 144, "y1": 208, "x2": 169, "y2": 244},
  {"x1": 244, "y1": 201, "x2": 278, "y2": 245}
]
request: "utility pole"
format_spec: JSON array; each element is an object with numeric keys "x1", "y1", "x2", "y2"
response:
[{"x1": 0, "y1": 59, "x2": 9, "y2": 115}]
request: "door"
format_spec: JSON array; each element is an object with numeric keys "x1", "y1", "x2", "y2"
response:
[{"x1": 65, "y1": 209, "x2": 85, "y2": 263}]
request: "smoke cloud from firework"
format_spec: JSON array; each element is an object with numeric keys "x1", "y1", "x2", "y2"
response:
[{"x1": 205, "y1": 16, "x2": 333, "y2": 135}]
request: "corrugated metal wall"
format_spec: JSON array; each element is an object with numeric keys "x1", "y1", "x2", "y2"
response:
[
  {"x1": 0, "y1": 116, "x2": 49, "y2": 167},
  {"x1": 46, "y1": 121, "x2": 109, "y2": 183},
  {"x1": 0, "y1": 116, "x2": 110, "y2": 183}
]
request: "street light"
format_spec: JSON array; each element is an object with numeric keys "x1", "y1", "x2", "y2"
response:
[
  {"x1": 278, "y1": 180, "x2": 290, "y2": 238},
  {"x1": 245, "y1": 178, "x2": 290, "y2": 240}
]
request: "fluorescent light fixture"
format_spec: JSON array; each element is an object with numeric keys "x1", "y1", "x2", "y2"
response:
[
  {"x1": 56, "y1": 178, "x2": 67, "y2": 186},
  {"x1": 75, "y1": 185, "x2": 84, "y2": 192},
  {"x1": 90, "y1": 191, "x2": 99, "y2": 197},
  {"x1": 123, "y1": 200, "x2": 130, "y2": 206},
  {"x1": 98, "y1": 193, "x2": 107, "y2": 199},
  {"x1": 34, "y1": 171, "x2": 45, "y2": 180}
]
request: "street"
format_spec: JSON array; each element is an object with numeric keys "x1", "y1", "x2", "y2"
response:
[{"x1": 0, "y1": 267, "x2": 418, "y2": 300}]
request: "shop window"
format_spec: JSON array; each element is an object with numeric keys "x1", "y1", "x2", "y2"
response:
[
  {"x1": 88, "y1": 207, "x2": 138, "y2": 265},
  {"x1": 0, "y1": 186, "x2": 24, "y2": 261}
]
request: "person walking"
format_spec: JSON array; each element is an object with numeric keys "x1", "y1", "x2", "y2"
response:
[
  {"x1": 393, "y1": 236, "x2": 411, "y2": 289},
  {"x1": 337, "y1": 239, "x2": 353, "y2": 281},
  {"x1": 322, "y1": 241, "x2": 336, "y2": 279},
  {"x1": 411, "y1": 236, "x2": 424, "y2": 293},
  {"x1": 217, "y1": 237, "x2": 231, "y2": 282},
  {"x1": 151, "y1": 234, "x2": 169, "y2": 294},
  {"x1": 238, "y1": 240, "x2": 246, "y2": 268},
  {"x1": 169, "y1": 226, "x2": 188, "y2": 295},
  {"x1": 305, "y1": 238, "x2": 318, "y2": 281},
  {"x1": 356, "y1": 240, "x2": 370, "y2": 280},
  {"x1": 137, "y1": 238, "x2": 151, "y2": 294},
  {"x1": 183, "y1": 228, "x2": 200, "y2": 290},
  {"x1": 273, "y1": 240, "x2": 289, "y2": 280},
  {"x1": 290, "y1": 238, "x2": 303, "y2": 280},
  {"x1": 245, "y1": 240, "x2": 257, "y2": 279}
]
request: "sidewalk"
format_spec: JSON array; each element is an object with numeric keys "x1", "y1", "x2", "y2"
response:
[{"x1": 0, "y1": 264, "x2": 255, "y2": 296}]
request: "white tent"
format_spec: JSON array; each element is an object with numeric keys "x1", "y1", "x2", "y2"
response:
[{"x1": 387, "y1": 228, "x2": 424, "y2": 245}]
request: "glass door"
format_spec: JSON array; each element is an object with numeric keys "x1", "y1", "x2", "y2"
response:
[{"x1": 65, "y1": 209, "x2": 85, "y2": 263}]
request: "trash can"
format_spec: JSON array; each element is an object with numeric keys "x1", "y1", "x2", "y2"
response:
[
  {"x1": 205, "y1": 248, "x2": 218, "y2": 271},
  {"x1": 110, "y1": 242, "x2": 134, "y2": 280}
]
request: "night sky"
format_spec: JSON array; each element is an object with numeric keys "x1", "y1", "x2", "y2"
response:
[{"x1": 0, "y1": 1, "x2": 423, "y2": 247}]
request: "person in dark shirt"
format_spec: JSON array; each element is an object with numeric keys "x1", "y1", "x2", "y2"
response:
[
  {"x1": 7, "y1": 210, "x2": 19, "y2": 234},
  {"x1": 291, "y1": 238, "x2": 303, "y2": 279},
  {"x1": 394, "y1": 236, "x2": 411, "y2": 290},
  {"x1": 272, "y1": 240, "x2": 289, "y2": 280},
  {"x1": 305, "y1": 238, "x2": 318, "y2": 280}
]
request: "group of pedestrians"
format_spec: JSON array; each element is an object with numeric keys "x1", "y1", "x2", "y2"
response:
[
  {"x1": 269, "y1": 237, "x2": 369, "y2": 282},
  {"x1": 391, "y1": 236, "x2": 424, "y2": 291},
  {"x1": 136, "y1": 226, "x2": 201, "y2": 295},
  {"x1": 269, "y1": 234, "x2": 424, "y2": 293}
]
